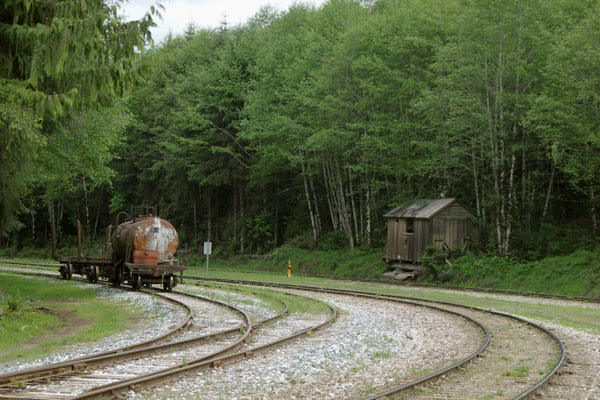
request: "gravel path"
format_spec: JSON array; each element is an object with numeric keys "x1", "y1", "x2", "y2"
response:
[{"x1": 136, "y1": 288, "x2": 482, "y2": 400}]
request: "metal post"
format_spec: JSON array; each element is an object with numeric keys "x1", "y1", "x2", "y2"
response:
[{"x1": 204, "y1": 241, "x2": 212, "y2": 273}]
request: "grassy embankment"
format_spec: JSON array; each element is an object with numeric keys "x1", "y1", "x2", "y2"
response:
[
  {"x1": 188, "y1": 244, "x2": 388, "y2": 280},
  {"x1": 1, "y1": 250, "x2": 599, "y2": 335},
  {"x1": 184, "y1": 245, "x2": 600, "y2": 298},
  {"x1": 0, "y1": 274, "x2": 142, "y2": 363},
  {"x1": 3, "y1": 243, "x2": 598, "y2": 297},
  {"x1": 445, "y1": 248, "x2": 600, "y2": 297}
]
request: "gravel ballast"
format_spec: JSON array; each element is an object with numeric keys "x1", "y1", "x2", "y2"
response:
[
  {"x1": 0, "y1": 274, "x2": 187, "y2": 374},
  {"x1": 137, "y1": 288, "x2": 483, "y2": 399}
]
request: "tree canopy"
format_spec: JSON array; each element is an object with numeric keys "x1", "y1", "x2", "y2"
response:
[
  {"x1": 0, "y1": 0, "x2": 159, "y2": 236},
  {"x1": 3, "y1": 0, "x2": 599, "y2": 260}
]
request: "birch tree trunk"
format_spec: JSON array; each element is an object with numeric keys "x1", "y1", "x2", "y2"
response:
[
  {"x1": 82, "y1": 175, "x2": 90, "y2": 240},
  {"x1": 542, "y1": 166, "x2": 554, "y2": 219},
  {"x1": 302, "y1": 158, "x2": 320, "y2": 247},
  {"x1": 365, "y1": 183, "x2": 372, "y2": 245},
  {"x1": 239, "y1": 182, "x2": 245, "y2": 256}
]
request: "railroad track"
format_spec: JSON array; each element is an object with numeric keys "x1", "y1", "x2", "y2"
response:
[
  {"x1": 0, "y1": 266, "x2": 568, "y2": 399},
  {"x1": 0, "y1": 269, "x2": 335, "y2": 399},
  {"x1": 191, "y1": 277, "x2": 565, "y2": 400},
  {"x1": 0, "y1": 289, "x2": 261, "y2": 398},
  {"x1": 1, "y1": 258, "x2": 599, "y2": 304}
]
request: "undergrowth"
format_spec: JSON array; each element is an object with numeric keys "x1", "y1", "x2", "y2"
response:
[
  {"x1": 188, "y1": 244, "x2": 387, "y2": 280},
  {"x1": 439, "y1": 248, "x2": 600, "y2": 297}
]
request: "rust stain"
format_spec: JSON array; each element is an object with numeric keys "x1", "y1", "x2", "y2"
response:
[{"x1": 112, "y1": 217, "x2": 179, "y2": 264}]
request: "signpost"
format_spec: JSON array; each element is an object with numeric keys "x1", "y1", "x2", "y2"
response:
[{"x1": 203, "y1": 241, "x2": 212, "y2": 272}]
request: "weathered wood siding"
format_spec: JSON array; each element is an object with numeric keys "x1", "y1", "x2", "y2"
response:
[
  {"x1": 431, "y1": 216, "x2": 472, "y2": 250},
  {"x1": 385, "y1": 200, "x2": 476, "y2": 264},
  {"x1": 385, "y1": 218, "x2": 433, "y2": 263},
  {"x1": 386, "y1": 218, "x2": 405, "y2": 261},
  {"x1": 436, "y1": 203, "x2": 474, "y2": 219}
]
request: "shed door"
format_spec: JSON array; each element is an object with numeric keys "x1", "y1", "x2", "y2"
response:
[
  {"x1": 433, "y1": 218, "x2": 445, "y2": 249},
  {"x1": 404, "y1": 218, "x2": 415, "y2": 262}
]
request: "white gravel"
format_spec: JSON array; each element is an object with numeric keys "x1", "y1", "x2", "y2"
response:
[
  {"x1": 343, "y1": 280, "x2": 600, "y2": 310},
  {"x1": 136, "y1": 288, "x2": 481, "y2": 399},
  {"x1": 179, "y1": 284, "x2": 282, "y2": 323},
  {"x1": 0, "y1": 274, "x2": 186, "y2": 374}
]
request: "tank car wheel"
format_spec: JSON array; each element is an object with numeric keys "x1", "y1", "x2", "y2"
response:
[
  {"x1": 132, "y1": 274, "x2": 142, "y2": 291},
  {"x1": 163, "y1": 275, "x2": 174, "y2": 292},
  {"x1": 60, "y1": 266, "x2": 67, "y2": 279},
  {"x1": 88, "y1": 266, "x2": 99, "y2": 283},
  {"x1": 113, "y1": 269, "x2": 122, "y2": 287}
]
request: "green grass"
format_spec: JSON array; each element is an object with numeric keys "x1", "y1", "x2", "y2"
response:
[
  {"x1": 190, "y1": 244, "x2": 387, "y2": 280},
  {"x1": 190, "y1": 281, "x2": 331, "y2": 316},
  {"x1": 0, "y1": 274, "x2": 143, "y2": 363},
  {"x1": 444, "y1": 248, "x2": 600, "y2": 297},
  {"x1": 4, "y1": 245, "x2": 600, "y2": 298},
  {"x1": 183, "y1": 270, "x2": 600, "y2": 335},
  {"x1": 3, "y1": 247, "x2": 600, "y2": 335},
  {"x1": 502, "y1": 365, "x2": 530, "y2": 378}
]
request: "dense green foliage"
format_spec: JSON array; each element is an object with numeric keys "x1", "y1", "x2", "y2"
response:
[
  {"x1": 0, "y1": 0, "x2": 158, "y2": 238},
  {"x1": 189, "y1": 244, "x2": 388, "y2": 280},
  {"x1": 3, "y1": 0, "x2": 599, "y2": 267},
  {"x1": 443, "y1": 249, "x2": 600, "y2": 297}
]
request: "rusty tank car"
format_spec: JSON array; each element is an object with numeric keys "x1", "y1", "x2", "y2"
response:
[{"x1": 55, "y1": 207, "x2": 186, "y2": 291}]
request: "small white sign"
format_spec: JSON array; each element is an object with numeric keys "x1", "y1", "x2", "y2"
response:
[{"x1": 203, "y1": 241, "x2": 212, "y2": 255}]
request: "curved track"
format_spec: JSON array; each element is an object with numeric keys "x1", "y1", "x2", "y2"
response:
[
  {"x1": 193, "y1": 277, "x2": 565, "y2": 400},
  {"x1": 0, "y1": 290, "x2": 261, "y2": 398},
  {"x1": 0, "y1": 266, "x2": 568, "y2": 399},
  {"x1": 0, "y1": 269, "x2": 332, "y2": 399},
  {"x1": 2, "y1": 259, "x2": 599, "y2": 303}
]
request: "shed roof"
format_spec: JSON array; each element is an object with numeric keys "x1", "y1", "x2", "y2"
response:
[{"x1": 384, "y1": 198, "x2": 471, "y2": 219}]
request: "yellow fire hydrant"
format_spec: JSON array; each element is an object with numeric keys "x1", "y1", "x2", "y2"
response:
[{"x1": 287, "y1": 259, "x2": 292, "y2": 278}]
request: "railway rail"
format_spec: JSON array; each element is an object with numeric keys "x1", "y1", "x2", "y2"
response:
[
  {"x1": 0, "y1": 269, "x2": 331, "y2": 399},
  {"x1": 1, "y1": 258, "x2": 599, "y2": 304},
  {"x1": 190, "y1": 277, "x2": 565, "y2": 400},
  {"x1": 0, "y1": 291, "x2": 247, "y2": 388},
  {"x1": 0, "y1": 265, "x2": 569, "y2": 399}
]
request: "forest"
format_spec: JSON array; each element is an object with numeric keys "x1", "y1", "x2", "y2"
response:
[{"x1": 1, "y1": 0, "x2": 599, "y2": 264}]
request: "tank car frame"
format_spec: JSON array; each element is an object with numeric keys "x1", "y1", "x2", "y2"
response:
[{"x1": 54, "y1": 210, "x2": 186, "y2": 292}]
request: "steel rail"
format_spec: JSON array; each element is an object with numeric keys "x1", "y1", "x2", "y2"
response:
[
  {"x1": 232, "y1": 270, "x2": 600, "y2": 303},
  {"x1": 194, "y1": 277, "x2": 565, "y2": 400},
  {"x1": 0, "y1": 265, "x2": 567, "y2": 398},
  {"x1": 0, "y1": 260, "x2": 61, "y2": 268},
  {"x1": 70, "y1": 292, "x2": 302, "y2": 399},
  {"x1": 0, "y1": 291, "x2": 291, "y2": 400},
  {"x1": 0, "y1": 281, "x2": 193, "y2": 388},
  {"x1": 202, "y1": 279, "x2": 493, "y2": 398},
  {"x1": 81, "y1": 286, "x2": 292, "y2": 394},
  {"x1": 1, "y1": 259, "x2": 599, "y2": 303},
  {"x1": 0, "y1": 291, "x2": 249, "y2": 388}
]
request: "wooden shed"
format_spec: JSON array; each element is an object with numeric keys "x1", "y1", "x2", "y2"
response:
[{"x1": 383, "y1": 198, "x2": 476, "y2": 264}]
